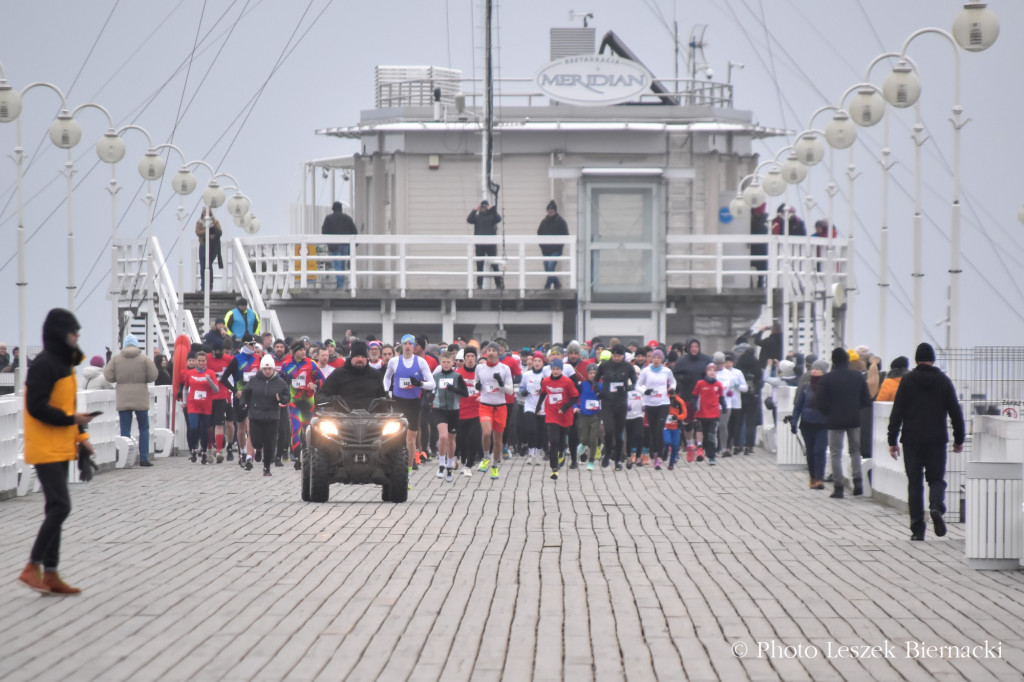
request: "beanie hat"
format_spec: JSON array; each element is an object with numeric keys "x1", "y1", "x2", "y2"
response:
[
  {"x1": 456, "y1": 349, "x2": 465, "y2": 361},
  {"x1": 706, "y1": 363, "x2": 717, "y2": 372},
  {"x1": 547, "y1": 200, "x2": 557, "y2": 211},
  {"x1": 847, "y1": 349, "x2": 860, "y2": 362},
  {"x1": 778, "y1": 359, "x2": 796, "y2": 378},
  {"x1": 610, "y1": 344, "x2": 626, "y2": 355},
  {"x1": 831, "y1": 347, "x2": 849, "y2": 365},
  {"x1": 812, "y1": 359, "x2": 830, "y2": 372},
  {"x1": 400, "y1": 333, "x2": 415, "y2": 345},
  {"x1": 856, "y1": 344, "x2": 871, "y2": 356},
  {"x1": 549, "y1": 357, "x2": 564, "y2": 369},
  {"x1": 915, "y1": 343, "x2": 936, "y2": 363},
  {"x1": 651, "y1": 349, "x2": 665, "y2": 360},
  {"x1": 349, "y1": 340, "x2": 368, "y2": 358},
  {"x1": 712, "y1": 351, "x2": 726, "y2": 364},
  {"x1": 290, "y1": 340, "x2": 305, "y2": 353},
  {"x1": 891, "y1": 356, "x2": 910, "y2": 370},
  {"x1": 259, "y1": 355, "x2": 276, "y2": 370},
  {"x1": 124, "y1": 334, "x2": 139, "y2": 348},
  {"x1": 90, "y1": 355, "x2": 104, "y2": 368},
  {"x1": 599, "y1": 350, "x2": 612, "y2": 362}
]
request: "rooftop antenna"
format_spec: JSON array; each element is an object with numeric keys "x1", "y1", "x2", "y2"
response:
[
  {"x1": 568, "y1": 10, "x2": 593, "y2": 28},
  {"x1": 687, "y1": 24, "x2": 709, "y2": 81}
]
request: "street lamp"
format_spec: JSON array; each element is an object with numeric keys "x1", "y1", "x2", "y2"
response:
[{"x1": 952, "y1": 3, "x2": 999, "y2": 52}]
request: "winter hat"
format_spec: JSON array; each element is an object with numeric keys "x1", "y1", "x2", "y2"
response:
[
  {"x1": 705, "y1": 363, "x2": 717, "y2": 372},
  {"x1": 259, "y1": 355, "x2": 276, "y2": 370},
  {"x1": 456, "y1": 349, "x2": 465, "y2": 361},
  {"x1": 289, "y1": 340, "x2": 305, "y2": 353},
  {"x1": 805, "y1": 353, "x2": 818, "y2": 368},
  {"x1": 712, "y1": 351, "x2": 726, "y2": 364},
  {"x1": 915, "y1": 343, "x2": 936, "y2": 363},
  {"x1": 812, "y1": 360, "x2": 830, "y2": 372},
  {"x1": 90, "y1": 355, "x2": 104, "y2": 367},
  {"x1": 779, "y1": 359, "x2": 796, "y2": 378},
  {"x1": 831, "y1": 347, "x2": 850, "y2": 365},
  {"x1": 891, "y1": 356, "x2": 910, "y2": 370},
  {"x1": 856, "y1": 344, "x2": 871, "y2": 356},
  {"x1": 546, "y1": 200, "x2": 557, "y2": 211},
  {"x1": 650, "y1": 349, "x2": 665, "y2": 360},
  {"x1": 610, "y1": 344, "x2": 626, "y2": 355},
  {"x1": 123, "y1": 334, "x2": 139, "y2": 348},
  {"x1": 533, "y1": 351, "x2": 545, "y2": 360},
  {"x1": 479, "y1": 200, "x2": 489, "y2": 207},
  {"x1": 349, "y1": 340, "x2": 368, "y2": 358},
  {"x1": 549, "y1": 357, "x2": 564, "y2": 369},
  {"x1": 847, "y1": 349, "x2": 860, "y2": 362},
  {"x1": 599, "y1": 350, "x2": 612, "y2": 362},
  {"x1": 400, "y1": 333, "x2": 415, "y2": 345}
]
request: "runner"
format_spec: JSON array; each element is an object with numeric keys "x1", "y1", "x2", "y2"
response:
[
  {"x1": 663, "y1": 389, "x2": 688, "y2": 469},
  {"x1": 540, "y1": 358, "x2": 578, "y2": 481},
  {"x1": 692, "y1": 363, "x2": 726, "y2": 466},
  {"x1": 367, "y1": 340, "x2": 385, "y2": 372},
  {"x1": 636, "y1": 349, "x2": 676, "y2": 470},
  {"x1": 383, "y1": 334, "x2": 436, "y2": 475},
  {"x1": 432, "y1": 350, "x2": 469, "y2": 482},
  {"x1": 624, "y1": 383, "x2": 645, "y2": 469},
  {"x1": 270, "y1": 339, "x2": 290, "y2": 467},
  {"x1": 595, "y1": 344, "x2": 637, "y2": 469},
  {"x1": 474, "y1": 342, "x2": 513, "y2": 480},
  {"x1": 455, "y1": 346, "x2": 483, "y2": 476},
  {"x1": 219, "y1": 335, "x2": 260, "y2": 467},
  {"x1": 241, "y1": 354, "x2": 290, "y2": 477},
  {"x1": 575, "y1": 363, "x2": 602, "y2": 471},
  {"x1": 205, "y1": 338, "x2": 234, "y2": 463},
  {"x1": 519, "y1": 352, "x2": 546, "y2": 465},
  {"x1": 717, "y1": 352, "x2": 748, "y2": 457},
  {"x1": 496, "y1": 338, "x2": 523, "y2": 460},
  {"x1": 185, "y1": 351, "x2": 219, "y2": 464},
  {"x1": 316, "y1": 347, "x2": 337, "y2": 379},
  {"x1": 282, "y1": 341, "x2": 321, "y2": 470}
]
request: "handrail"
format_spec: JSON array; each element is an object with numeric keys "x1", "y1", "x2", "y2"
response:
[{"x1": 230, "y1": 238, "x2": 284, "y2": 340}]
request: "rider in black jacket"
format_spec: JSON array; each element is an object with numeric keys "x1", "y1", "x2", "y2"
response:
[{"x1": 319, "y1": 341, "x2": 388, "y2": 411}]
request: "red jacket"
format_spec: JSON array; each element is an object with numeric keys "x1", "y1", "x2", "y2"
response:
[
  {"x1": 457, "y1": 365, "x2": 480, "y2": 419},
  {"x1": 692, "y1": 377, "x2": 724, "y2": 419},
  {"x1": 541, "y1": 374, "x2": 579, "y2": 427}
]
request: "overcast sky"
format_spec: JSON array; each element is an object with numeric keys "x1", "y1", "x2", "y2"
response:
[{"x1": 1, "y1": 0, "x2": 1021, "y2": 359}]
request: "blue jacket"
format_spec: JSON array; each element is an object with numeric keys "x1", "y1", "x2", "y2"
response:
[
  {"x1": 792, "y1": 380, "x2": 827, "y2": 427},
  {"x1": 577, "y1": 380, "x2": 602, "y2": 416},
  {"x1": 224, "y1": 306, "x2": 260, "y2": 338}
]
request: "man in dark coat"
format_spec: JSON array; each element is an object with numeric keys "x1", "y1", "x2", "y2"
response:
[
  {"x1": 735, "y1": 342, "x2": 762, "y2": 455},
  {"x1": 318, "y1": 341, "x2": 388, "y2": 411},
  {"x1": 672, "y1": 338, "x2": 712, "y2": 459},
  {"x1": 817, "y1": 347, "x2": 872, "y2": 498},
  {"x1": 887, "y1": 342, "x2": 965, "y2": 541},
  {"x1": 321, "y1": 201, "x2": 357, "y2": 288},
  {"x1": 538, "y1": 200, "x2": 569, "y2": 290},
  {"x1": 467, "y1": 200, "x2": 503, "y2": 289},
  {"x1": 750, "y1": 203, "x2": 768, "y2": 288}
]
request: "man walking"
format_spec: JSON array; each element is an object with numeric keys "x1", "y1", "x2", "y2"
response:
[
  {"x1": 887, "y1": 342, "x2": 965, "y2": 541},
  {"x1": 817, "y1": 347, "x2": 872, "y2": 498},
  {"x1": 321, "y1": 201, "x2": 357, "y2": 288},
  {"x1": 104, "y1": 334, "x2": 159, "y2": 466}
]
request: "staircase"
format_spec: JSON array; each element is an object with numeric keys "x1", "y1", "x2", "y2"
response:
[{"x1": 183, "y1": 293, "x2": 240, "y2": 337}]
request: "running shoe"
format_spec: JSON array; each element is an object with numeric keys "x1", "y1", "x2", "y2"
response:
[
  {"x1": 667, "y1": 462, "x2": 675, "y2": 471},
  {"x1": 695, "y1": 454, "x2": 705, "y2": 463},
  {"x1": 709, "y1": 459, "x2": 717, "y2": 466},
  {"x1": 446, "y1": 470, "x2": 454, "y2": 483},
  {"x1": 626, "y1": 456, "x2": 634, "y2": 470},
  {"x1": 201, "y1": 451, "x2": 208, "y2": 465},
  {"x1": 189, "y1": 451, "x2": 197, "y2": 463},
  {"x1": 274, "y1": 457, "x2": 283, "y2": 468},
  {"x1": 463, "y1": 468, "x2": 472, "y2": 477},
  {"x1": 614, "y1": 463, "x2": 623, "y2": 472},
  {"x1": 263, "y1": 470, "x2": 272, "y2": 477},
  {"x1": 490, "y1": 466, "x2": 499, "y2": 480},
  {"x1": 479, "y1": 458, "x2": 491, "y2": 472},
  {"x1": 685, "y1": 444, "x2": 696, "y2": 463},
  {"x1": 226, "y1": 450, "x2": 234, "y2": 462},
  {"x1": 294, "y1": 457, "x2": 301, "y2": 471},
  {"x1": 245, "y1": 457, "x2": 253, "y2": 471},
  {"x1": 641, "y1": 454, "x2": 651, "y2": 466},
  {"x1": 550, "y1": 471, "x2": 559, "y2": 481},
  {"x1": 216, "y1": 452, "x2": 225, "y2": 464},
  {"x1": 437, "y1": 465, "x2": 445, "y2": 479},
  {"x1": 602, "y1": 456, "x2": 610, "y2": 469},
  {"x1": 569, "y1": 461, "x2": 578, "y2": 470},
  {"x1": 557, "y1": 452, "x2": 564, "y2": 467},
  {"x1": 578, "y1": 444, "x2": 588, "y2": 463},
  {"x1": 696, "y1": 446, "x2": 705, "y2": 460},
  {"x1": 586, "y1": 461, "x2": 594, "y2": 471},
  {"x1": 654, "y1": 457, "x2": 662, "y2": 471},
  {"x1": 253, "y1": 450, "x2": 261, "y2": 463},
  {"x1": 412, "y1": 462, "x2": 419, "y2": 471}
]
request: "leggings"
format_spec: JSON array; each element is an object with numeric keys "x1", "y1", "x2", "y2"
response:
[
  {"x1": 547, "y1": 423, "x2": 569, "y2": 470},
  {"x1": 727, "y1": 408, "x2": 744, "y2": 450},
  {"x1": 30, "y1": 461, "x2": 71, "y2": 570},
  {"x1": 188, "y1": 413, "x2": 211, "y2": 451},
  {"x1": 250, "y1": 419, "x2": 279, "y2": 468},
  {"x1": 289, "y1": 399, "x2": 314, "y2": 454},
  {"x1": 698, "y1": 417, "x2": 720, "y2": 460},
  {"x1": 663, "y1": 428, "x2": 681, "y2": 462},
  {"x1": 456, "y1": 417, "x2": 483, "y2": 467},
  {"x1": 625, "y1": 418, "x2": 645, "y2": 458},
  {"x1": 523, "y1": 411, "x2": 545, "y2": 450},
  {"x1": 277, "y1": 405, "x2": 290, "y2": 458},
  {"x1": 601, "y1": 404, "x2": 627, "y2": 463},
  {"x1": 644, "y1": 404, "x2": 670, "y2": 454}
]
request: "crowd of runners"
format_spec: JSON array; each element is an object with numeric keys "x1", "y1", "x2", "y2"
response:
[{"x1": 176, "y1": 312, "x2": 808, "y2": 487}]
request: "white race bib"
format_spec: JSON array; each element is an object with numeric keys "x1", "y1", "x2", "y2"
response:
[
  {"x1": 610, "y1": 382, "x2": 624, "y2": 392},
  {"x1": 651, "y1": 391, "x2": 662, "y2": 399},
  {"x1": 292, "y1": 377, "x2": 306, "y2": 389},
  {"x1": 585, "y1": 399, "x2": 599, "y2": 411},
  {"x1": 243, "y1": 370, "x2": 257, "y2": 381},
  {"x1": 548, "y1": 393, "x2": 563, "y2": 405},
  {"x1": 194, "y1": 391, "x2": 206, "y2": 401},
  {"x1": 466, "y1": 385, "x2": 478, "y2": 397},
  {"x1": 439, "y1": 378, "x2": 453, "y2": 389},
  {"x1": 399, "y1": 377, "x2": 412, "y2": 389}
]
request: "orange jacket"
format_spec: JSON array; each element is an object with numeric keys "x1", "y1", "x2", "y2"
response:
[
  {"x1": 665, "y1": 394, "x2": 688, "y2": 430},
  {"x1": 876, "y1": 376, "x2": 902, "y2": 402}
]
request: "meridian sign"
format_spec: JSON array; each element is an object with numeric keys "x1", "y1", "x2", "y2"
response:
[{"x1": 535, "y1": 55, "x2": 652, "y2": 106}]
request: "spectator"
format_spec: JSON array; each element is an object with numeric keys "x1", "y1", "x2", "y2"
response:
[
  {"x1": 104, "y1": 334, "x2": 159, "y2": 467},
  {"x1": 876, "y1": 356, "x2": 910, "y2": 402},
  {"x1": 772, "y1": 203, "x2": 806, "y2": 236},
  {"x1": 467, "y1": 200, "x2": 503, "y2": 289},
  {"x1": 203, "y1": 320, "x2": 227, "y2": 348},
  {"x1": 195, "y1": 208, "x2": 222, "y2": 291},
  {"x1": 321, "y1": 201, "x2": 357, "y2": 288},
  {"x1": 81, "y1": 356, "x2": 113, "y2": 389},
  {"x1": 538, "y1": 200, "x2": 569, "y2": 290},
  {"x1": 223, "y1": 297, "x2": 260, "y2": 338},
  {"x1": 0, "y1": 343, "x2": 9, "y2": 371},
  {"x1": 754, "y1": 321, "x2": 783, "y2": 370},
  {"x1": 750, "y1": 202, "x2": 769, "y2": 288},
  {"x1": 153, "y1": 354, "x2": 173, "y2": 386},
  {"x1": 817, "y1": 347, "x2": 872, "y2": 498}
]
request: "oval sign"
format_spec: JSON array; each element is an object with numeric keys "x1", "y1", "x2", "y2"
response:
[{"x1": 535, "y1": 55, "x2": 652, "y2": 106}]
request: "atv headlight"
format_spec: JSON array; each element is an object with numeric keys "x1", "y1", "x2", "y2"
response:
[
  {"x1": 318, "y1": 420, "x2": 339, "y2": 437},
  {"x1": 382, "y1": 420, "x2": 402, "y2": 437}
]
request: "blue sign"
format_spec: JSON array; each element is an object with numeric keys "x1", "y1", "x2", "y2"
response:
[{"x1": 719, "y1": 206, "x2": 733, "y2": 224}]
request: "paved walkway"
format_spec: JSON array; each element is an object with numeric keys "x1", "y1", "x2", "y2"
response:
[{"x1": 1, "y1": 450, "x2": 1023, "y2": 682}]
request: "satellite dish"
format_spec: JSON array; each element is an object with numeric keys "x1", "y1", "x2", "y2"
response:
[{"x1": 832, "y1": 282, "x2": 846, "y2": 307}]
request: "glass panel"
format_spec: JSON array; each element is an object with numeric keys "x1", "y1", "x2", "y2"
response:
[
  {"x1": 592, "y1": 249, "x2": 651, "y2": 293},
  {"x1": 592, "y1": 190, "x2": 649, "y2": 241}
]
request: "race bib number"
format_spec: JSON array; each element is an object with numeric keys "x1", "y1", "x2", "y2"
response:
[
  {"x1": 194, "y1": 391, "x2": 206, "y2": 401},
  {"x1": 548, "y1": 393, "x2": 563, "y2": 405},
  {"x1": 439, "y1": 378, "x2": 453, "y2": 389},
  {"x1": 651, "y1": 391, "x2": 662, "y2": 399},
  {"x1": 292, "y1": 377, "x2": 306, "y2": 389},
  {"x1": 243, "y1": 370, "x2": 257, "y2": 381},
  {"x1": 667, "y1": 415, "x2": 677, "y2": 424},
  {"x1": 610, "y1": 382, "x2": 624, "y2": 392},
  {"x1": 399, "y1": 377, "x2": 412, "y2": 389},
  {"x1": 585, "y1": 399, "x2": 599, "y2": 411},
  {"x1": 466, "y1": 385, "x2": 478, "y2": 397}
]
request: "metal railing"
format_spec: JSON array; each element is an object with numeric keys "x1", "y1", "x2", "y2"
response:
[{"x1": 229, "y1": 239, "x2": 284, "y2": 341}]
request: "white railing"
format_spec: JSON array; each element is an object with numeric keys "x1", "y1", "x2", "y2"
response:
[
  {"x1": 149, "y1": 236, "x2": 200, "y2": 348},
  {"x1": 237, "y1": 234, "x2": 576, "y2": 299},
  {"x1": 230, "y1": 238, "x2": 284, "y2": 341}
]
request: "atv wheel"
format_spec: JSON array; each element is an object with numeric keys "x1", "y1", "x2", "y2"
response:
[
  {"x1": 309, "y1": 446, "x2": 330, "y2": 503},
  {"x1": 388, "y1": 448, "x2": 409, "y2": 503},
  {"x1": 301, "y1": 447, "x2": 313, "y2": 501},
  {"x1": 380, "y1": 483, "x2": 391, "y2": 502}
]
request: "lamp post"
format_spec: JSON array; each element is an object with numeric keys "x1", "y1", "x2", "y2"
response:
[{"x1": 885, "y1": 3, "x2": 999, "y2": 351}]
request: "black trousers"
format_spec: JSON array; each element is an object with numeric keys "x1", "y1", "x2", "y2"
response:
[
  {"x1": 250, "y1": 419, "x2": 279, "y2": 470},
  {"x1": 644, "y1": 404, "x2": 670, "y2": 454},
  {"x1": 903, "y1": 442, "x2": 947, "y2": 536},
  {"x1": 547, "y1": 423, "x2": 569, "y2": 470},
  {"x1": 475, "y1": 244, "x2": 503, "y2": 289},
  {"x1": 277, "y1": 406, "x2": 290, "y2": 458},
  {"x1": 602, "y1": 404, "x2": 627, "y2": 463},
  {"x1": 30, "y1": 461, "x2": 71, "y2": 570},
  {"x1": 523, "y1": 411, "x2": 545, "y2": 450},
  {"x1": 456, "y1": 417, "x2": 483, "y2": 467},
  {"x1": 626, "y1": 418, "x2": 645, "y2": 458}
]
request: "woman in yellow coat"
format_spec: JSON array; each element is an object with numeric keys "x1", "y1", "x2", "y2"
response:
[{"x1": 17, "y1": 309, "x2": 96, "y2": 595}]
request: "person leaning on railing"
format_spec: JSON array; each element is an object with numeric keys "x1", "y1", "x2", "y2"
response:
[{"x1": 321, "y1": 201, "x2": 357, "y2": 288}]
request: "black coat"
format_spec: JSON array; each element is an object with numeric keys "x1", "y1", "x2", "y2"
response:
[
  {"x1": 672, "y1": 339, "x2": 712, "y2": 397},
  {"x1": 319, "y1": 363, "x2": 389, "y2": 411},
  {"x1": 887, "y1": 364, "x2": 965, "y2": 446},
  {"x1": 467, "y1": 208, "x2": 502, "y2": 236},
  {"x1": 321, "y1": 209, "x2": 357, "y2": 235},
  {"x1": 817, "y1": 362, "x2": 872, "y2": 429},
  {"x1": 595, "y1": 360, "x2": 637, "y2": 406},
  {"x1": 242, "y1": 372, "x2": 290, "y2": 422},
  {"x1": 538, "y1": 213, "x2": 569, "y2": 256}
]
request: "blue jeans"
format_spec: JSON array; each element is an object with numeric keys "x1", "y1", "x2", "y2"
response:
[
  {"x1": 328, "y1": 243, "x2": 350, "y2": 288},
  {"x1": 543, "y1": 259, "x2": 560, "y2": 289},
  {"x1": 663, "y1": 428, "x2": 680, "y2": 462},
  {"x1": 120, "y1": 409, "x2": 151, "y2": 463}
]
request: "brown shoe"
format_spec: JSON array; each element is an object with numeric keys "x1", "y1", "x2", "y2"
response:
[
  {"x1": 42, "y1": 571, "x2": 81, "y2": 595},
  {"x1": 809, "y1": 479, "x2": 816, "y2": 489},
  {"x1": 17, "y1": 563, "x2": 50, "y2": 593},
  {"x1": 813, "y1": 480, "x2": 826, "y2": 490}
]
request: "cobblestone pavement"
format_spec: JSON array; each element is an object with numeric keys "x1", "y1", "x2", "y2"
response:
[{"x1": 2, "y1": 450, "x2": 1024, "y2": 682}]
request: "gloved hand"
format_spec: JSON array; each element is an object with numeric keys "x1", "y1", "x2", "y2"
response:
[
  {"x1": 520, "y1": 386, "x2": 529, "y2": 396},
  {"x1": 475, "y1": 381, "x2": 483, "y2": 391},
  {"x1": 77, "y1": 443, "x2": 97, "y2": 482},
  {"x1": 409, "y1": 376, "x2": 423, "y2": 387},
  {"x1": 559, "y1": 402, "x2": 572, "y2": 413},
  {"x1": 790, "y1": 422, "x2": 798, "y2": 435},
  {"x1": 643, "y1": 388, "x2": 654, "y2": 396},
  {"x1": 493, "y1": 372, "x2": 504, "y2": 387}
]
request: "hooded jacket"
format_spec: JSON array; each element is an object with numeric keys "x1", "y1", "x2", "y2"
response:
[
  {"x1": 241, "y1": 371, "x2": 290, "y2": 422},
  {"x1": 104, "y1": 345, "x2": 159, "y2": 410},
  {"x1": 24, "y1": 309, "x2": 89, "y2": 465},
  {"x1": 671, "y1": 338, "x2": 712, "y2": 398},
  {"x1": 887, "y1": 364, "x2": 965, "y2": 446},
  {"x1": 816, "y1": 349, "x2": 872, "y2": 429},
  {"x1": 467, "y1": 207, "x2": 502, "y2": 236},
  {"x1": 319, "y1": 361, "x2": 389, "y2": 411},
  {"x1": 81, "y1": 365, "x2": 114, "y2": 390},
  {"x1": 537, "y1": 212, "x2": 569, "y2": 256}
]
